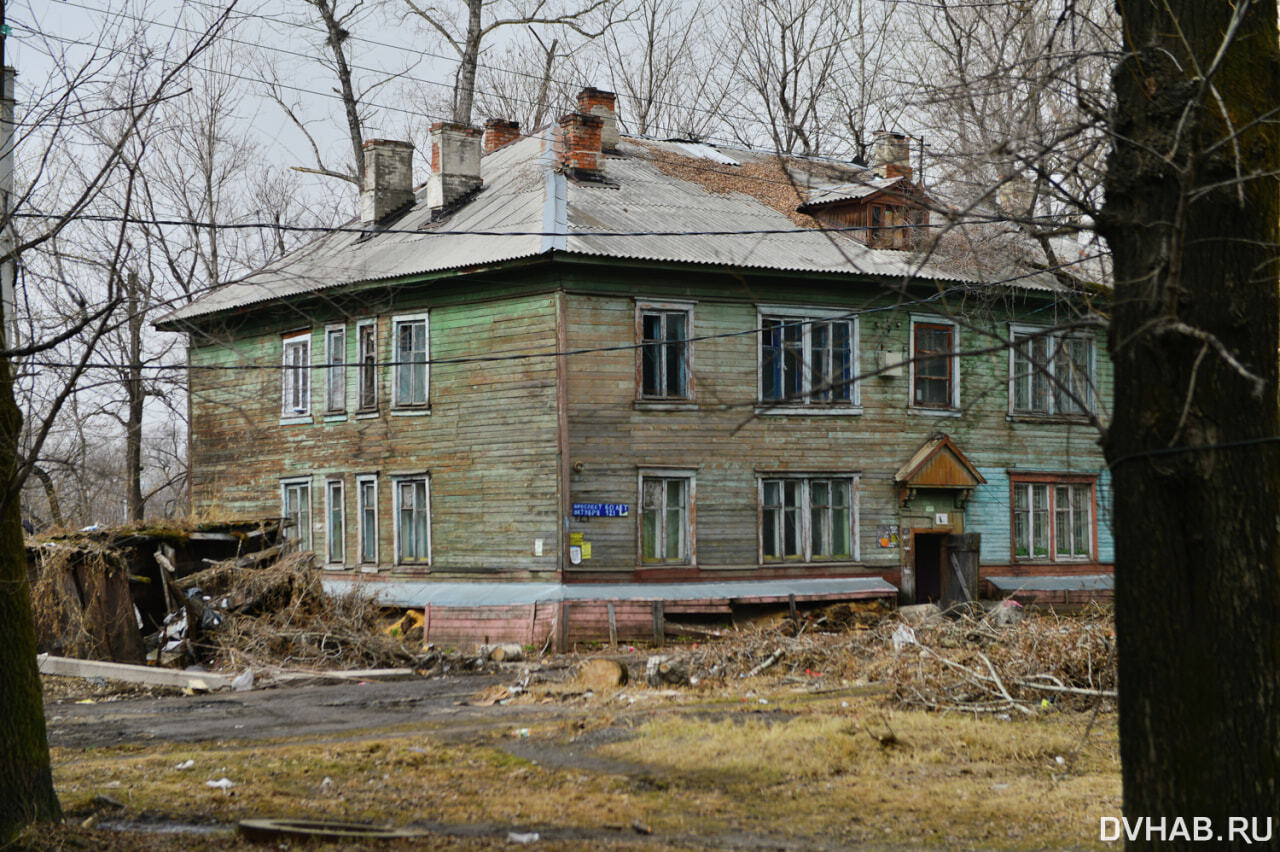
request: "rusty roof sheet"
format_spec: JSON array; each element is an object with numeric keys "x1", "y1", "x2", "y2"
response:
[{"x1": 161, "y1": 130, "x2": 1061, "y2": 326}]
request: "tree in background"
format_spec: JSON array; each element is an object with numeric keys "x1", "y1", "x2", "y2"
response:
[{"x1": 1101, "y1": 0, "x2": 1280, "y2": 825}]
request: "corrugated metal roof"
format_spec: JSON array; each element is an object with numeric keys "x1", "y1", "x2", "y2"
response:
[
  {"x1": 800, "y1": 177, "x2": 901, "y2": 208},
  {"x1": 161, "y1": 131, "x2": 1061, "y2": 326},
  {"x1": 986, "y1": 574, "x2": 1114, "y2": 592},
  {"x1": 322, "y1": 576, "x2": 898, "y2": 609}
]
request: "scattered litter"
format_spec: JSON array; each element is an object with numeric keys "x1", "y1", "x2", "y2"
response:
[
  {"x1": 507, "y1": 831, "x2": 540, "y2": 844},
  {"x1": 175, "y1": 759, "x2": 195, "y2": 771},
  {"x1": 232, "y1": 669, "x2": 254, "y2": 692},
  {"x1": 513, "y1": 728, "x2": 531, "y2": 738},
  {"x1": 205, "y1": 777, "x2": 236, "y2": 794},
  {"x1": 891, "y1": 623, "x2": 917, "y2": 652},
  {"x1": 1054, "y1": 755, "x2": 1066, "y2": 766}
]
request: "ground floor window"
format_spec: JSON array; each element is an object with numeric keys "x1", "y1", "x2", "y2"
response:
[
  {"x1": 281, "y1": 478, "x2": 312, "y2": 552},
  {"x1": 357, "y1": 475, "x2": 378, "y2": 565},
  {"x1": 1012, "y1": 477, "x2": 1093, "y2": 560},
  {"x1": 639, "y1": 472, "x2": 693, "y2": 564},
  {"x1": 761, "y1": 476, "x2": 856, "y2": 562},
  {"x1": 394, "y1": 476, "x2": 430, "y2": 564},
  {"x1": 325, "y1": 479, "x2": 344, "y2": 564}
]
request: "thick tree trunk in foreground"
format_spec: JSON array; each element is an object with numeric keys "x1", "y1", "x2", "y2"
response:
[
  {"x1": 1101, "y1": 0, "x2": 1280, "y2": 841},
  {"x1": 0, "y1": 354, "x2": 61, "y2": 842}
]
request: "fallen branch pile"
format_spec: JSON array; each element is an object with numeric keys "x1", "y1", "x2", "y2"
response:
[{"x1": 685, "y1": 603, "x2": 1116, "y2": 715}]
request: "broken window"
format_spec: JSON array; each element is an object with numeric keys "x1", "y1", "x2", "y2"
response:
[
  {"x1": 762, "y1": 476, "x2": 855, "y2": 562},
  {"x1": 392, "y1": 315, "x2": 429, "y2": 407},
  {"x1": 1011, "y1": 328, "x2": 1094, "y2": 416},
  {"x1": 760, "y1": 311, "x2": 855, "y2": 407},
  {"x1": 912, "y1": 321, "x2": 955, "y2": 409},
  {"x1": 357, "y1": 474, "x2": 378, "y2": 565},
  {"x1": 639, "y1": 306, "x2": 691, "y2": 399},
  {"x1": 324, "y1": 326, "x2": 346, "y2": 414},
  {"x1": 640, "y1": 474, "x2": 691, "y2": 564},
  {"x1": 357, "y1": 321, "x2": 378, "y2": 411},
  {"x1": 395, "y1": 476, "x2": 430, "y2": 564},
  {"x1": 281, "y1": 478, "x2": 312, "y2": 551},
  {"x1": 281, "y1": 331, "x2": 311, "y2": 417},
  {"x1": 325, "y1": 479, "x2": 344, "y2": 564},
  {"x1": 1012, "y1": 478, "x2": 1093, "y2": 560}
]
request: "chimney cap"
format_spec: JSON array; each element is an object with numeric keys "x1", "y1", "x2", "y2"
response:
[{"x1": 363, "y1": 138, "x2": 414, "y2": 150}]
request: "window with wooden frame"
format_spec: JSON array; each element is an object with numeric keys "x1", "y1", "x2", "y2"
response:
[
  {"x1": 1011, "y1": 475, "x2": 1094, "y2": 561},
  {"x1": 760, "y1": 475, "x2": 858, "y2": 563},
  {"x1": 281, "y1": 477, "x2": 312, "y2": 551},
  {"x1": 637, "y1": 302, "x2": 692, "y2": 400},
  {"x1": 325, "y1": 478, "x2": 345, "y2": 565},
  {"x1": 911, "y1": 319, "x2": 957, "y2": 409},
  {"x1": 281, "y1": 331, "x2": 311, "y2": 418},
  {"x1": 356, "y1": 474, "x2": 378, "y2": 566},
  {"x1": 1010, "y1": 327, "x2": 1095, "y2": 417},
  {"x1": 639, "y1": 471, "x2": 694, "y2": 565},
  {"x1": 391, "y1": 314, "x2": 429, "y2": 408},
  {"x1": 356, "y1": 320, "x2": 378, "y2": 412},
  {"x1": 759, "y1": 308, "x2": 858, "y2": 409},
  {"x1": 393, "y1": 475, "x2": 430, "y2": 564},
  {"x1": 324, "y1": 326, "x2": 346, "y2": 414}
]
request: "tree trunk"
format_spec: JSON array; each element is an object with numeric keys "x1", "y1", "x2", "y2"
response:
[
  {"x1": 452, "y1": 0, "x2": 483, "y2": 126},
  {"x1": 0, "y1": 352, "x2": 61, "y2": 841},
  {"x1": 1101, "y1": 0, "x2": 1280, "y2": 837},
  {"x1": 310, "y1": 0, "x2": 364, "y2": 181},
  {"x1": 125, "y1": 270, "x2": 144, "y2": 522}
]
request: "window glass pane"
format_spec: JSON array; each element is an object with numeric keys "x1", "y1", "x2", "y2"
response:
[
  {"x1": 761, "y1": 320, "x2": 782, "y2": 401},
  {"x1": 1072, "y1": 486, "x2": 1091, "y2": 555},
  {"x1": 642, "y1": 510, "x2": 658, "y2": 561},
  {"x1": 1055, "y1": 486, "x2": 1072, "y2": 555},
  {"x1": 359, "y1": 481, "x2": 377, "y2": 562},
  {"x1": 327, "y1": 482, "x2": 343, "y2": 562},
  {"x1": 1013, "y1": 337, "x2": 1031, "y2": 410},
  {"x1": 833, "y1": 321, "x2": 852, "y2": 401},
  {"x1": 783, "y1": 322, "x2": 803, "y2": 399},
  {"x1": 811, "y1": 322, "x2": 830, "y2": 401},
  {"x1": 832, "y1": 506, "x2": 850, "y2": 557},
  {"x1": 1032, "y1": 337, "x2": 1050, "y2": 411},
  {"x1": 665, "y1": 504, "x2": 683, "y2": 560},
  {"x1": 641, "y1": 314, "x2": 661, "y2": 395},
  {"x1": 666, "y1": 313, "x2": 686, "y2": 398}
]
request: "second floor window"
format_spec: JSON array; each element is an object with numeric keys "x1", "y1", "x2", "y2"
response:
[
  {"x1": 639, "y1": 308, "x2": 690, "y2": 399},
  {"x1": 393, "y1": 315, "x2": 429, "y2": 407},
  {"x1": 357, "y1": 321, "x2": 378, "y2": 411},
  {"x1": 325, "y1": 326, "x2": 346, "y2": 413},
  {"x1": 1011, "y1": 329, "x2": 1094, "y2": 416},
  {"x1": 760, "y1": 314, "x2": 854, "y2": 406},
  {"x1": 912, "y1": 321, "x2": 955, "y2": 409},
  {"x1": 281, "y1": 332, "x2": 311, "y2": 416}
]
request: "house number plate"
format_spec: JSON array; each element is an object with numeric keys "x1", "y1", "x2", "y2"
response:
[{"x1": 572, "y1": 503, "x2": 630, "y2": 517}]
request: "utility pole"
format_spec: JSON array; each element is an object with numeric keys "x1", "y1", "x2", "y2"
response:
[{"x1": 0, "y1": 0, "x2": 15, "y2": 348}]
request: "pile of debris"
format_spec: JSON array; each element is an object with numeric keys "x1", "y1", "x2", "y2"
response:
[
  {"x1": 27, "y1": 521, "x2": 426, "y2": 675},
  {"x1": 683, "y1": 602, "x2": 1116, "y2": 714}
]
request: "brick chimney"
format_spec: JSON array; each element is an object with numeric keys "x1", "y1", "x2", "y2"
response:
[
  {"x1": 427, "y1": 122, "x2": 483, "y2": 211},
  {"x1": 576, "y1": 87, "x2": 618, "y2": 152},
  {"x1": 558, "y1": 111, "x2": 604, "y2": 179},
  {"x1": 483, "y1": 118, "x2": 521, "y2": 154},
  {"x1": 871, "y1": 131, "x2": 912, "y2": 182},
  {"x1": 360, "y1": 139, "x2": 415, "y2": 224}
]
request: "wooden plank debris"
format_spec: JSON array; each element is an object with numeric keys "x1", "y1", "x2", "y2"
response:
[{"x1": 37, "y1": 653, "x2": 234, "y2": 691}]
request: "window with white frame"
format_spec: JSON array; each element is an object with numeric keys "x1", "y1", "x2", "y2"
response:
[
  {"x1": 759, "y1": 309, "x2": 856, "y2": 407},
  {"x1": 392, "y1": 315, "x2": 429, "y2": 407},
  {"x1": 638, "y1": 303, "x2": 691, "y2": 399},
  {"x1": 639, "y1": 473, "x2": 692, "y2": 564},
  {"x1": 394, "y1": 476, "x2": 430, "y2": 564},
  {"x1": 1010, "y1": 328, "x2": 1094, "y2": 416},
  {"x1": 325, "y1": 479, "x2": 345, "y2": 564},
  {"x1": 1012, "y1": 477, "x2": 1094, "y2": 560},
  {"x1": 356, "y1": 475, "x2": 378, "y2": 565},
  {"x1": 911, "y1": 319, "x2": 957, "y2": 409},
  {"x1": 760, "y1": 476, "x2": 856, "y2": 562},
  {"x1": 281, "y1": 332, "x2": 311, "y2": 417},
  {"x1": 357, "y1": 321, "x2": 378, "y2": 411},
  {"x1": 324, "y1": 326, "x2": 346, "y2": 413},
  {"x1": 281, "y1": 478, "x2": 312, "y2": 551}
]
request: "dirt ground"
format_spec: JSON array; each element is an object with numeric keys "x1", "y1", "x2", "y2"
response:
[{"x1": 32, "y1": 647, "x2": 1122, "y2": 852}]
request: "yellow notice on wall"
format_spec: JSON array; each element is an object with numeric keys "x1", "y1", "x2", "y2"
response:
[
  {"x1": 581, "y1": 542, "x2": 592, "y2": 559},
  {"x1": 569, "y1": 532, "x2": 584, "y2": 546}
]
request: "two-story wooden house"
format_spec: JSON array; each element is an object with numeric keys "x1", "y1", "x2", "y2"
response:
[{"x1": 158, "y1": 88, "x2": 1112, "y2": 647}]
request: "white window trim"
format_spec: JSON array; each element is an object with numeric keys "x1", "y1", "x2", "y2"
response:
[
  {"x1": 356, "y1": 319, "x2": 379, "y2": 413},
  {"x1": 323, "y1": 324, "x2": 347, "y2": 415},
  {"x1": 635, "y1": 299, "x2": 696, "y2": 402},
  {"x1": 280, "y1": 331, "x2": 312, "y2": 424},
  {"x1": 324, "y1": 477, "x2": 345, "y2": 566},
  {"x1": 355, "y1": 474, "x2": 379, "y2": 570},
  {"x1": 908, "y1": 315, "x2": 960, "y2": 413},
  {"x1": 391, "y1": 473, "x2": 432, "y2": 566},
  {"x1": 280, "y1": 476, "x2": 314, "y2": 552},
  {"x1": 635, "y1": 468, "x2": 696, "y2": 567},
  {"x1": 756, "y1": 472, "x2": 861, "y2": 564},
  {"x1": 1006, "y1": 323, "x2": 1097, "y2": 418},
  {"x1": 391, "y1": 313, "x2": 430, "y2": 409},
  {"x1": 755, "y1": 305, "x2": 862, "y2": 415}
]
